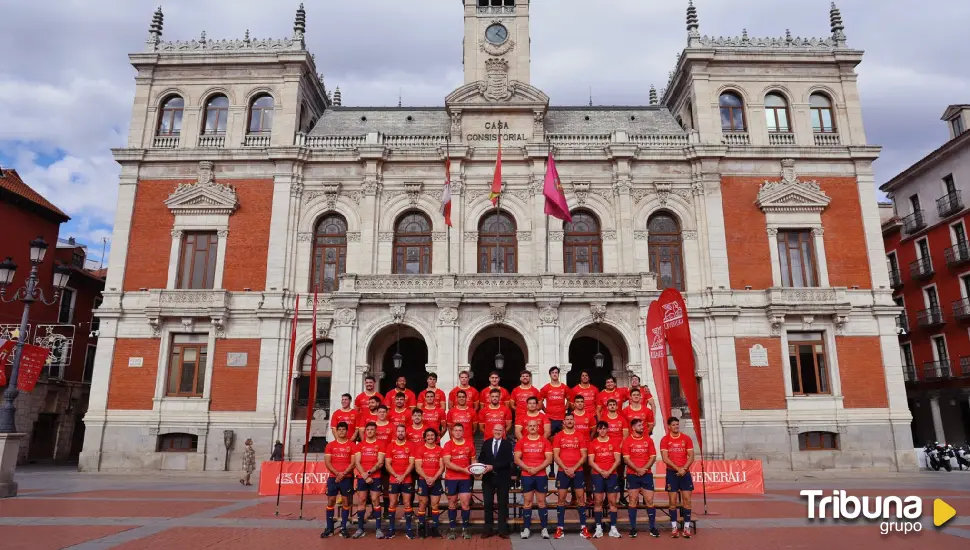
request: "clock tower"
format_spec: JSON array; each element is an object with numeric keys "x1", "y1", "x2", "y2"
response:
[{"x1": 463, "y1": 0, "x2": 531, "y2": 85}]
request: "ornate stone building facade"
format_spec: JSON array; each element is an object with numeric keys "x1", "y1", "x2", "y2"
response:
[{"x1": 80, "y1": 1, "x2": 914, "y2": 472}]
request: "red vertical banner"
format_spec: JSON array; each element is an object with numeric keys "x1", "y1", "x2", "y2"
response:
[
  {"x1": 17, "y1": 345, "x2": 50, "y2": 392},
  {"x1": 0, "y1": 339, "x2": 14, "y2": 386},
  {"x1": 280, "y1": 295, "x2": 299, "y2": 459},
  {"x1": 658, "y1": 288, "x2": 703, "y2": 453},
  {"x1": 646, "y1": 301, "x2": 671, "y2": 433},
  {"x1": 304, "y1": 291, "x2": 319, "y2": 446}
]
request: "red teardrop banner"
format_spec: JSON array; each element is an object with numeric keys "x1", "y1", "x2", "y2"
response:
[
  {"x1": 646, "y1": 300, "x2": 671, "y2": 436},
  {"x1": 658, "y1": 288, "x2": 703, "y2": 453}
]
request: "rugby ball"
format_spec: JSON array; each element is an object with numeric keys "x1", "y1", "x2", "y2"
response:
[{"x1": 469, "y1": 463, "x2": 488, "y2": 476}]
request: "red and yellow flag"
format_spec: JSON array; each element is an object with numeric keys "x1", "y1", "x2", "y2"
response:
[{"x1": 489, "y1": 134, "x2": 503, "y2": 206}]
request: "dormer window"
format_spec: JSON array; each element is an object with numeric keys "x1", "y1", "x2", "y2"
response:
[{"x1": 952, "y1": 116, "x2": 966, "y2": 138}]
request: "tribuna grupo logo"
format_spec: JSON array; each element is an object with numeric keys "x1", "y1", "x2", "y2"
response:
[{"x1": 801, "y1": 490, "x2": 923, "y2": 535}]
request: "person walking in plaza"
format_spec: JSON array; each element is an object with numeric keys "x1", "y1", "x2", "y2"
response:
[
  {"x1": 478, "y1": 424, "x2": 513, "y2": 539},
  {"x1": 352, "y1": 422, "x2": 386, "y2": 539},
  {"x1": 385, "y1": 424, "x2": 416, "y2": 539},
  {"x1": 515, "y1": 419, "x2": 553, "y2": 539},
  {"x1": 552, "y1": 412, "x2": 590, "y2": 539},
  {"x1": 414, "y1": 428, "x2": 445, "y2": 538},
  {"x1": 270, "y1": 440, "x2": 283, "y2": 462},
  {"x1": 239, "y1": 439, "x2": 256, "y2": 486},
  {"x1": 588, "y1": 422, "x2": 622, "y2": 538},
  {"x1": 321, "y1": 422, "x2": 355, "y2": 539},
  {"x1": 442, "y1": 423, "x2": 475, "y2": 539},
  {"x1": 661, "y1": 417, "x2": 696, "y2": 539},
  {"x1": 622, "y1": 418, "x2": 659, "y2": 538}
]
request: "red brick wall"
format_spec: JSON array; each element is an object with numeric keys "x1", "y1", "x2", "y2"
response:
[
  {"x1": 0, "y1": 202, "x2": 61, "y2": 325},
  {"x1": 819, "y1": 179, "x2": 872, "y2": 289},
  {"x1": 122, "y1": 180, "x2": 180, "y2": 291},
  {"x1": 735, "y1": 337, "x2": 787, "y2": 410},
  {"x1": 209, "y1": 339, "x2": 261, "y2": 412},
  {"x1": 107, "y1": 339, "x2": 160, "y2": 410},
  {"x1": 835, "y1": 336, "x2": 888, "y2": 408}
]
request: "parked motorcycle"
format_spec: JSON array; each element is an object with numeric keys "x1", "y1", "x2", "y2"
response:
[
  {"x1": 954, "y1": 444, "x2": 970, "y2": 471},
  {"x1": 924, "y1": 442, "x2": 952, "y2": 471}
]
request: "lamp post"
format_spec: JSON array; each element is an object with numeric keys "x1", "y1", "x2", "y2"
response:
[
  {"x1": 494, "y1": 336, "x2": 504, "y2": 370},
  {"x1": 593, "y1": 324, "x2": 605, "y2": 369},
  {"x1": 392, "y1": 324, "x2": 403, "y2": 370},
  {"x1": 0, "y1": 237, "x2": 71, "y2": 434}
]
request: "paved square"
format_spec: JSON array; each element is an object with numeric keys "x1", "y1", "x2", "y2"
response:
[{"x1": 2, "y1": 467, "x2": 968, "y2": 549}]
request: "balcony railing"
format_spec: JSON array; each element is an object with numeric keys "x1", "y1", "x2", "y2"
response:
[
  {"x1": 903, "y1": 364, "x2": 917, "y2": 382},
  {"x1": 721, "y1": 132, "x2": 750, "y2": 145},
  {"x1": 477, "y1": 6, "x2": 515, "y2": 15},
  {"x1": 813, "y1": 132, "x2": 841, "y2": 146},
  {"x1": 937, "y1": 191, "x2": 963, "y2": 218},
  {"x1": 896, "y1": 314, "x2": 909, "y2": 334},
  {"x1": 922, "y1": 360, "x2": 952, "y2": 381},
  {"x1": 917, "y1": 306, "x2": 945, "y2": 328},
  {"x1": 901, "y1": 210, "x2": 927, "y2": 235},
  {"x1": 152, "y1": 135, "x2": 180, "y2": 148},
  {"x1": 768, "y1": 132, "x2": 796, "y2": 146},
  {"x1": 944, "y1": 241, "x2": 970, "y2": 267},
  {"x1": 197, "y1": 134, "x2": 225, "y2": 148},
  {"x1": 339, "y1": 273, "x2": 658, "y2": 294},
  {"x1": 244, "y1": 134, "x2": 271, "y2": 147},
  {"x1": 954, "y1": 298, "x2": 970, "y2": 320},
  {"x1": 888, "y1": 268, "x2": 904, "y2": 289},
  {"x1": 909, "y1": 256, "x2": 934, "y2": 280}
]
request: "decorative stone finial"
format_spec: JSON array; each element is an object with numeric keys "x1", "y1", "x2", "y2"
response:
[
  {"x1": 244, "y1": 29, "x2": 251, "y2": 45},
  {"x1": 333, "y1": 86, "x2": 342, "y2": 107},
  {"x1": 785, "y1": 29, "x2": 793, "y2": 45},
  {"x1": 199, "y1": 30, "x2": 207, "y2": 48},
  {"x1": 741, "y1": 28, "x2": 749, "y2": 43},
  {"x1": 147, "y1": 6, "x2": 164, "y2": 50},
  {"x1": 830, "y1": 2, "x2": 846, "y2": 46},
  {"x1": 294, "y1": 3, "x2": 306, "y2": 38},
  {"x1": 649, "y1": 85, "x2": 658, "y2": 105},
  {"x1": 686, "y1": 0, "x2": 700, "y2": 45}
]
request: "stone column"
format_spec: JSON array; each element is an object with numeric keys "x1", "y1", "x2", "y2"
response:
[
  {"x1": 436, "y1": 300, "x2": 460, "y2": 390},
  {"x1": 537, "y1": 299, "x2": 561, "y2": 385},
  {"x1": 0, "y1": 433, "x2": 26, "y2": 497},
  {"x1": 929, "y1": 393, "x2": 946, "y2": 443},
  {"x1": 330, "y1": 305, "x2": 359, "y2": 411},
  {"x1": 103, "y1": 168, "x2": 139, "y2": 292},
  {"x1": 360, "y1": 180, "x2": 380, "y2": 274},
  {"x1": 264, "y1": 167, "x2": 298, "y2": 291}
]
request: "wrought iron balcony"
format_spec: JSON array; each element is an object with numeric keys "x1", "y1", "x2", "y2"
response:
[
  {"x1": 896, "y1": 314, "x2": 909, "y2": 334},
  {"x1": 909, "y1": 256, "x2": 934, "y2": 280},
  {"x1": 954, "y1": 298, "x2": 970, "y2": 320},
  {"x1": 901, "y1": 210, "x2": 926, "y2": 235},
  {"x1": 917, "y1": 306, "x2": 945, "y2": 328},
  {"x1": 944, "y1": 241, "x2": 970, "y2": 266},
  {"x1": 922, "y1": 360, "x2": 952, "y2": 381},
  {"x1": 937, "y1": 191, "x2": 963, "y2": 217},
  {"x1": 903, "y1": 364, "x2": 917, "y2": 382},
  {"x1": 888, "y1": 268, "x2": 904, "y2": 289}
]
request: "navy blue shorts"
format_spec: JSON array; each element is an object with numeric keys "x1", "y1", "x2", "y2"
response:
[
  {"x1": 520, "y1": 475, "x2": 549, "y2": 493},
  {"x1": 356, "y1": 477, "x2": 382, "y2": 493},
  {"x1": 665, "y1": 470, "x2": 694, "y2": 492},
  {"x1": 417, "y1": 478, "x2": 443, "y2": 497},
  {"x1": 326, "y1": 476, "x2": 354, "y2": 497},
  {"x1": 555, "y1": 470, "x2": 586, "y2": 490},
  {"x1": 592, "y1": 473, "x2": 620, "y2": 494},
  {"x1": 445, "y1": 478, "x2": 473, "y2": 495},
  {"x1": 389, "y1": 481, "x2": 414, "y2": 494},
  {"x1": 626, "y1": 473, "x2": 655, "y2": 491},
  {"x1": 549, "y1": 420, "x2": 564, "y2": 437}
]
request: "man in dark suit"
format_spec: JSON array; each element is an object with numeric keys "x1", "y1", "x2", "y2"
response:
[{"x1": 478, "y1": 424, "x2": 514, "y2": 538}]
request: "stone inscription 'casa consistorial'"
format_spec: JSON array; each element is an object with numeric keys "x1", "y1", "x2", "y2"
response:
[{"x1": 466, "y1": 120, "x2": 528, "y2": 143}]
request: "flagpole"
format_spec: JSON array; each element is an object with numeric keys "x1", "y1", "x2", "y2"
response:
[
  {"x1": 544, "y1": 138, "x2": 551, "y2": 273},
  {"x1": 299, "y1": 291, "x2": 319, "y2": 520},
  {"x1": 276, "y1": 293, "x2": 300, "y2": 516},
  {"x1": 446, "y1": 137, "x2": 452, "y2": 274}
]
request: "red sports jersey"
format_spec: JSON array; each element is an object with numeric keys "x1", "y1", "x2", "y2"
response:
[
  {"x1": 356, "y1": 409, "x2": 379, "y2": 431},
  {"x1": 386, "y1": 440, "x2": 415, "y2": 482},
  {"x1": 515, "y1": 435, "x2": 552, "y2": 470},
  {"x1": 415, "y1": 443, "x2": 444, "y2": 478},
  {"x1": 406, "y1": 423, "x2": 429, "y2": 445},
  {"x1": 571, "y1": 384, "x2": 599, "y2": 408},
  {"x1": 324, "y1": 439, "x2": 355, "y2": 475},
  {"x1": 420, "y1": 405, "x2": 446, "y2": 431},
  {"x1": 570, "y1": 410, "x2": 595, "y2": 440},
  {"x1": 602, "y1": 413, "x2": 629, "y2": 444},
  {"x1": 355, "y1": 391, "x2": 383, "y2": 411},
  {"x1": 597, "y1": 388, "x2": 626, "y2": 411},
  {"x1": 388, "y1": 407, "x2": 411, "y2": 427},
  {"x1": 621, "y1": 435, "x2": 657, "y2": 474},
  {"x1": 478, "y1": 405, "x2": 513, "y2": 438},
  {"x1": 511, "y1": 386, "x2": 541, "y2": 417},
  {"x1": 355, "y1": 439, "x2": 385, "y2": 477},
  {"x1": 540, "y1": 383, "x2": 571, "y2": 421},
  {"x1": 449, "y1": 386, "x2": 479, "y2": 408},
  {"x1": 419, "y1": 387, "x2": 447, "y2": 409},
  {"x1": 482, "y1": 386, "x2": 511, "y2": 406},
  {"x1": 660, "y1": 433, "x2": 694, "y2": 468},
  {"x1": 383, "y1": 389, "x2": 417, "y2": 409},
  {"x1": 621, "y1": 405, "x2": 655, "y2": 429},
  {"x1": 443, "y1": 439, "x2": 475, "y2": 480},
  {"x1": 447, "y1": 406, "x2": 477, "y2": 436},
  {"x1": 622, "y1": 386, "x2": 653, "y2": 401},
  {"x1": 515, "y1": 411, "x2": 550, "y2": 432},
  {"x1": 587, "y1": 438, "x2": 620, "y2": 473},
  {"x1": 373, "y1": 421, "x2": 394, "y2": 445},
  {"x1": 553, "y1": 430, "x2": 586, "y2": 468},
  {"x1": 330, "y1": 409, "x2": 358, "y2": 436}
]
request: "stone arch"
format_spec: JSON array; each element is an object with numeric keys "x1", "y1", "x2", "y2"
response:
[
  {"x1": 803, "y1": 84, "x2": 843, "y2": 108},
  {"x1": 464, "y1": 323, "x2": 532, "y2": 391},
  {"x1": 561, "y1": 194, "x2": 617, "y2": 230},
  {"x1": 633, "y1": 196, "x2": 696, "y2": 232},
  {"x1": 244, "y1": 86, "x2": 280, "y2": 107},
  {"x1": 758, "y1": 85, "x2": 796, "y2": 106},
  {"x1": 465, "y1": 193, "x2": 531, "y2": 232},
  {"x1": 355, "y1": 315, "x2": 438, "y2": 370},
  {"x1": 459, "y1": 314, "x2": 539, "y2": 373},
  {"x1": 378, "y1": 195, "x2": 446, "y2": 233},
  {"x1": 198, "y1": 86, "x2": 237, "y2": 107},
  {"x1": 559, "y1": 315, "x2": 639, "y2": 370},
  {"x1": 712, "y1": 84, "x2": 751, "y2": 106},
  {"x1": 300, "y1": 195, "x2": 363, "y2": 233},
  {"x1": 153, "y1": 88, "x2": 190, "y2": 108}
]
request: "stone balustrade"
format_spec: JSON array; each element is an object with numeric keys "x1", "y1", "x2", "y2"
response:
[
  {"x1": 768, "y1": 132, "x2": 796, "y2": 146},
  {"x1": 244, "y1": 134, "x2": 271, "y2": 147},
  {"x1": 721, "y1": 132, "x2": 750, "y2": 145},
  {"x1": 197, "y1": 135, "x2": 226, "y2": 148},
  {"x1": 339, "y1": 273, "x2": 658, "y2": 295},
  {"x1": 814, "y1": 132, "x2": 841, "y2": 146},
  {"x1": 152, "y1": 135, "x2": 180, "y2": 149}
]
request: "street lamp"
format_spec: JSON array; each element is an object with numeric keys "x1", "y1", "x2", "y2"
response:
[
  {"x1": 494, "y1": 336, "x2": 505, "y2": 370},
  {"x1": 594, "y1": 325, "x2": 605, "y2": 369},
  {"x1": 0, "y1": 237, "x2": 70, "y2": 434},
  {"x1": 392, "y1": 324, "x2": 403, "y2": 370}
]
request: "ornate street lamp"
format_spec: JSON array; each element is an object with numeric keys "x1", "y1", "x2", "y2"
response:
[
  {"x1": 392, "y1": 323, "x2": 403, "y2": 370},
  {"x1": 0, "y1": 237, "x2": 71, "y2": 434},
  {"x1": 594, "y1": 325, "x2": 605, "y2": 369},
  {"x1": 494, "y1": 336, "x2": 505, "y2": 370}
]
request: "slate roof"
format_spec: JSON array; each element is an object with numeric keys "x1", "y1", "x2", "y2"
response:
[
  {"x1": 0, "y1": 168, "x2": 70, "y2": 222},
  {"x1": 308, "y1": 106, "x2": 684, "y2": 136}
]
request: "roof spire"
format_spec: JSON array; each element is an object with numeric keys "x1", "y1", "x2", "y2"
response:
[
  {"x1": 686, "y1": 0, "x2": 700, "y2": 46},
  {"x1": 649, "y1": 85, "x2": 658, "y2": 105},
  {"x1": 333, "y1": 86, "x2": 342, "y2": 107},
  {"x1": 293, "y1": 3, "x2": 306, "y2": 46},
  {"x1": 398, "y1": 88, "x2": 402, "y2": 108},
  {"x1": 830, "y1": 2, "x2": 847, "y2": 46},
  {"x1": 147, "y1": 6, "x2": 164, "y2": 50},
  {"x1": 588, "y1": 86, "x2": 593, "y2": 107}
]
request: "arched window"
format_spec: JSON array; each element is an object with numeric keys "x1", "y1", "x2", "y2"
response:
[
  {"x1": 311, "y1": 214, "x2": 347, "y2": 292},
  {"x1": 157, "y1": 96, "x2": 184, "y2": 136},
  {"x1": 810, "y1": 93, "x2": 836, "y2": 133},
  {"x1": 202, "y1": 95, "x2": 229, "y2": 136},
  {"x1": 393, "y1": 211, "x2": 433, "y2": 274},
  {"x1": 764, "y1": 93, "x2": 791, "y2": 133},
  {"x1": 648, "y1": 212, "x2": 685, "y2": 291},
  {"x1": 248, "y1": 95, "x2": 275, "y2": 135},
  {"x1": 718, "y1": 92, "x2": 746, "y2": 132},
  {"x1": 564, "y1": 210, "x2": 602, "y2": 274},
  {"x1": 292, "y1": 340, "x2": 334, "y2": 421},
  {"x1": 478, "y1": 211, "x2": 517, "y2": 273}
]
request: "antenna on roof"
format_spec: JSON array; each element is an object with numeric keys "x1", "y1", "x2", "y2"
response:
[{"x1": 99, "y1": 237, "x2": 108, "y2": 270}]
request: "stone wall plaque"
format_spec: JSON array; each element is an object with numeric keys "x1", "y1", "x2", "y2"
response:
[
  {"x1": 748, "y1": 344, "x2": 768, "y2": 367},
  {"x1": 128, "y1": 357, "x2": 144, "y2": 368},
  {"x1": 227, "y1": 352, "x2": 248, "y2": 367}
]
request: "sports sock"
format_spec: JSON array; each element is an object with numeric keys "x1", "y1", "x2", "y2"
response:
[
  {"x1": 670, "y1": 507, "x2": 678, "y2": 530},
  {"x1": 628, "y1": 506, "x2": 637, "y2": 529},
  {"x1": 405, "y1": 508, "x2": 413, "y2": 532},
  {"x1": 341, "y1": 506, "x2": 350, "y2": 528},
  {"x1": 357, "y1": 510, "x2": 366, "y2": 530},
  {"x1": 538, "y1": 508, "x2": 548, "y2": 528},
  {"x1": 609, "y1": 511, "x2": 617, "y2": 528},
  {"x1": 647, "y1": 506, "x2": 656, "y2": 529},
  {"x1": 557, "y1": 505, "x2": 566, "y2": 528},
  {"x1": 387, "y1": 507, "x2": 396, "y2": 531},
  {"x1": 578, "y1": 503, "x2": 587, "y2": 527},
  {"x1": 594, "y1": 510, "x2": 602, "y2": 527},
  {"x1": 523, "y1": 508, "x2": 533, "y2": 529},
  {"x1": 432, "y1": 511, "x2": 441, "y2": 527},
  {"x1": 326, "y1": 506, "x2": 335, "y2": 531},
  {"x1": 448, "y1": 508, "x2": 458, "y2": 529},
  {"x1": 683, "y1": 507, "x2": 692, "y2": 528},
  {"x1": 374, "y1": 507, "x2": 383, "y2": 530},
  {"x1": 461, "y1": 509, "x2": 470, "y2": 527}
]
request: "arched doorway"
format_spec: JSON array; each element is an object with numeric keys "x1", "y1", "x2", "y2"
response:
[
  {"x1": 365, "y1": 324, "x2": 429, "y2": 395},
  {"x1": 566, "y1": 323, "x2": 629, "y2": 388},
  {"x1": 468, "y1": 326, "x2": 528, "y2": 392}
]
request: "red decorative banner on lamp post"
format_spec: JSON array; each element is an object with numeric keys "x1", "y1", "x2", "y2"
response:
[
  {"x1": 0, "y1": 339, "x2": 14, "y2": 386},
  {"x1": 16, "y1": 344, "x2": 51, "y2": 392}
]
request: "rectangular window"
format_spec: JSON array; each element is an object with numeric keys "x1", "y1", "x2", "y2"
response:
[
  {"x1": 83, "y1": 344, "x2": 97, "y2": 383},
  {"x1": 901, "y1": 342, "x2": 914, "y2": 368},
  {"x1": 91, "y1": 298, "x2": 102, "y2": 333},
  {"x1": 177, "y1": 232, "x2": 218, "y2": 290},
  {"x1": 925, "y1": 286, "x2": 940, "y2": 310},
  {"x1": 777, "y1": 230, "x2": 818, "y2": 287},
  {"x1": 157, "y1": 433, "x2": 198, "y2": 452},
  {"x1": 798, "y1": 431, "x2": 839, "y2": 451},
  {"x1": 916, "y1": 238, "x2": 931, "y2": 261},
  {"x1": 944, "y1": 174, "x2": 957, "y2": 195},
  {"x1": 166, "y1": 335, "x2": 208, "y2": 397},
  {"x1": 952, "y1": 116, "x2": 966, "y2": 137},
  {"x1": 788, "y1": 332, "x2": 830, "y2": 395},
  {"x1": 58, "y1": 288, "x2": 76, "y2": 324},
  {"x1": 909, "y1": 194, "x2": 921, "y2": 214},
  {"x1": 887, "y1": 252, "x2": 899, "y2": 274},
  {"x1": 953, "y1": 222, "x2": 967, "y2": 246},
  {"x1": 932, "y1": 336, "x2": 948, "y2": 363},
  {"x1": 961, "y1": 275, "x2": 970, "y2": 299}
]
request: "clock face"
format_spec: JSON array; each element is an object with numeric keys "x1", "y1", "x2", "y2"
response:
[{"x1": 485, "y1": 24, "x2": 508, "y2": 45}]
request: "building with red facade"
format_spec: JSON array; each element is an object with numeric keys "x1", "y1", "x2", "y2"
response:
[
  {"x1": 0, "y1": 168, "x2": 105, "y2": 463},
  {"x1": 881, "y1": 105, "x2": 970, "y2": 447}
]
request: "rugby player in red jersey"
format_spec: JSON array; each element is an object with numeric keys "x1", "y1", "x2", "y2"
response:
[
  {"x1": 552, "y1": 412, "x2": 590, "y2": 539},
  {"x1": 587, "y1": 422, "x2": 622, "y2": 539},
  {"x1": 442, "y1": 424, "x2": 475, "y2": 540},
  {"x1": 419, "y1": 389, "x2": 446, "y2": 436},
  {"x1": 330, "y1": 394, "x2": 358, "y2": 442},
  {"x1": 623, "y1": 374, "x2": 656, "y2": 415},
  {"x1": 356, "y1": 396, "x2": 381, "y2": 440},
  {"x1": 515, "y1": 396, "x2": 551, "y2": 440},
  {"x1": 446, "y1": 390, "x2": 476, "y2": 437},
  {"x1": 571, "y1": 371, "x2": 598, "y2": 411},
  {"x1": 621, "y1": 388, "x2": 655, "y2": 435},
  {"x1": 570, "y1": 395, "x2": 595, "y2": 440},
  {"x1": 385, "y1": 424, "x2": 416, "y2": 539},
  {"x1": 622, "y1": 418, "x2": 659, "y2": 538},
  {"x1": 405, "y1": 408, "x2": 428, "y2": 445},
  {"x1": 601, "y1": 399, "x2": 630, "y2": 506},
  {"x1": 449, "y1": 371, "x2": 479, "y2": 410},
  {"x1": 540, "y1": 366, "x2": 571, "y2": 437},
  {"x1": 485, "y1": 371, "x2": 511, "y2": 405},
  {"x1": 515, "y1": 419, "x2": 554, "y2": 539},
  {"x1": 321, "y1": 422, "x2": 355, "y2": 538},
  {"x1": 660, "y1": 417, "x2": 696, "y2": 539},
  {"x1": 355, "y1": 375, "x2": 382, "y2": 411},
  {"x1": 478, "y1": 388, "x2": 514, "y2": 438},
  {"x1": 510, "y1": 370, "x2": 541, "y2": 419},
  {"x1": 596, "y1": 377, "x2": 627, "y2": 416},
  {"x1": 352, "y1": 423, "x2": 386, "y2": 539},
  {"x1": 373, "y1": 406, "x2": 395, "y2": 445},
  {"x1": 422, "y1": 373, "x2": 447, "y2": 409},
  {"x1": 383, "y1": 376, "x2": 417, "y2": 409},
  {"x1": 388, "y1": 393, "x2": 411, "y2": 427},
  {"x1": 414, "y1": 428, "x2": 445, "y2": 539}
]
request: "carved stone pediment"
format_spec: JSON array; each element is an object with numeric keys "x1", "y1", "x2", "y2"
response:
[
  {"x1": 756, "y1": 159, "x2": 830, "y2": 214},
  {"x1": 446, "y1": 60, "x2": 550, "y2": 108},
  {"x1": 165, "y1": 161, "x2": 238, "y2": 216}
]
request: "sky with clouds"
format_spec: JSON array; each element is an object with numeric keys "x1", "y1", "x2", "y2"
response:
[{"x1": 1, "y1": 0, "x2": 968, "y2": 260}]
